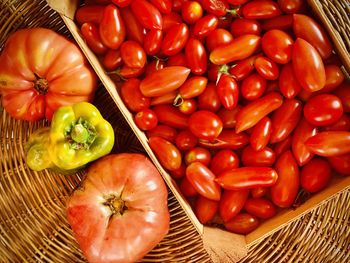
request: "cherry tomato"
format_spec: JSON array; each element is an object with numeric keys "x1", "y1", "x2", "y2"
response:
[
  {"x1": 236, "y1": 92, "x2": 283, "y2": 133},
  {"x1": 120, "y1": 78, "x2": 151, "y2": 112},
  {"x1": 131, "y1": 0, "x2": 163, "y2": 30},
  {"x1": 195, "y1": 196, "x2": 219, "y2": 224},
  {"x1": 261, "y1": 29, "x2": 293, "y2": 64},
  {"x1": 185, "y1": 38, "x2": 207, "y2": 75},
  {"x1": 192, "y1": 15, "x2": 219, "y2": 38},
  {"x1": 217, "y1": 75, "x2": 239, "y2": 110},
  {"x1": 150, "y1": 91, "x2": 177, "y2": 106},
  {"x1": 254, "y1": 56, "x2": 280, "y2": 80},
  {"x1": 150, "y1": 0, "x2": 172, "y2": 14},
  {"x1": 134, "y1": 108, "x2": 158, "y2": 130},
  {"x1": 167, "y1": 52, "x2": 187, "y2": 67},
  {"x1": 210, "y1": 35, "x2": 261, "y2": 65},
  {"x1": 75, "y1": 5, "x2": 104, "y2": 25},
  {"x1": 149, "y1": 136, "x2": 182, "y2": 170},
  {"x1": 230, "y1": 18, "x2": 261, "y2": 38},
  {"x1": 206, "y1": 29, "x2": 233, "y2": 52},
  {"x1": 293, "y1": 14, "x2": 332, "y2": 60},
  {"x1": 251, "y1": 187, "x2": 268, "y2": 198},
  {"x1": 146, "y1": 124, "x2": 178, "y2": 143},
  {"x1": 118, "y1": 64, "x2": 145, "y2": 78},
  {"x1": 305, "y1": 131, "x2": 350, "y2": 157},
  {"x1": 216, "y1": 167, "x2": 278, "y2": 190},
  {"x1": 229, "y1": 55, "x2": 260, "y2": 81},
  {"x1": 152, "y1": 105, "x2": 189, "y2": 129},
  {"x1": 323, "y1": 64, "x2": 345, "y2": 92},
  {"x1": 220, "y1": 190, "x2": 249, "y2": 222},
  {"x1": 181, "y1": 1, "x2": 203, "y2": 24},
  {"x1": 199, "y1": 130, "x2": 249, "y2": 150},
  {"x1": 186, "y1": 162, "x2": 221, "y2": 201},
  {"x1": 189, "y1": 110, "x2": 223, "y2": 140},
  {"x1": 145, "y1": 59, "x2": 166, "y2": 76},
  {"x1": 201, "y1": 0, "x2": 230, "y2": 17},
  {"x1": 81, "y1": 23, "x2": 107, "y2": 55},
  {"x1": 241, "y1": 73, "x2": 266, "y2": 101},
  {"x1": 279, "y1": 63, "x2": 302, "y2": 99},
  {"x1": 185, "y1": 147, "x2": 212, "y2": 166},
  {"x1": 143, "y1": 29, "x2": 163, "y2": 56},
  {"x1": 120, "y1": 7, "x2": 146, "y2": 44},
  {"x1": 120, "y1": 40, "x2": 146, "y2": 68},
  {"x1": 271, "y1": 151, "x2": 299, "y2": 208},
  {"x1": 270, "y1": 99, "x2": 302, "y2": 143},
  {"x1": 244, "y1": 198, "x2": 277, "y2": 219},
  {"x1": 292, "y1": 118, "x2": 317, "y2": 166},
  {"x1": 225, "y1": 213, "x2": 259, "y2": 234},
  {"x1": 162, "y1": 24, "x2": 189, "y2": 56},
  {"x1": 334, "y1": 82, "x2": 350, "y2": 113},
  {"x1": 261, "y1": 15, "x2": 293, "y2": 31},
  {"x1": 140, "y1": 66, "x2": 191, "y2": 97},
  {"x1": 301, "y1": 158, "x2": 332, "y2": 193},
  {"x1": 278, "y1": 0, "x2": 305, "y2": 14},
  {"x1": 242, "y1": 146, "x2": 276, "y2": 167},
  {"x1": 323, "y1": 114, "x2": 350, "y2": 132},
  {"x1": 178, "y1": 99, "x2": 197, "y2": 115},
  {"x1": 210, "y1": 150, "x2": 239, "y2": 175},
  {"x1": 217, "y1": 106, "x2": 242, "y2": 129},
  {"x1": 170, "y1": 163, "x2": 186, "y2": 179},
  {"x1": 250, "y1": 117, "x2": 272, "y2": 151},
  {"x1": 304, "y1": 94, "x2": 343, "y2": 126},
  {"x1": 178, "y1": 76, "x2": 208, "y2": 100},
  {"x1": 242, "y1": 0, "x2": 282, "y2": 19},
  {"x1": 112, "y1": 0, "x2": 133, "y2": 7},
  {"x1": 180, "y1": 177, "x2": 198, "y2": 197},
  {"x1": 100, "y1": 5, "x2": 126, "y2": 49},
  {"x1": 328, "y1": 153, "x2": 350, "y2": 176},
  {"x1": 293, "y1": 38, "x2": 326, "y2": 92},
  {"x1": 102, "y1": 49, "x2": 123, "y2": 71},
  {"x1": 175, "y1": 130, "x2": 198, "y2": 151},
  {"x1": 198, "y1": 83, "x2": 222, "y2": 112},
  {"x1": 162, "y1": 12, "x2": 182, "y2": 32}
]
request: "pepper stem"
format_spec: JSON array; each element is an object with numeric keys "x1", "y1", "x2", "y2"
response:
[
  {"x1": 71, "y1": 124, "x2": 89, "y2": 144},
  {"x1": 65, "y1": 117, "x2": 97, "y2": 150}
]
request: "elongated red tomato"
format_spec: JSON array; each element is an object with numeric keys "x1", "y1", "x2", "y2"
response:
[
  {"x1": 175, "y1": 130, "x2": 198, "y2": 151},
  {"x1": 150, "y1": 0, "x2": 172, "y2": 14},
  {"x1": 229, "y1": 55, "x2": 260, "y2": 81},
  {"x1": 120, "y1": 41, "x2": 146, "y2": 68},
  {"x1": 250, "y1": 117, "x2": 272, "y2": 151},
  {"x1": 292, "y1": 118, "x2": 317, "y2": 166},
  {"x1": 278, "y1": 0, "x2": 305, "y2": 14},
  {"x1": 199, "y1": 130, "x2": 250, "y2": 150},
  {"x1": 206, "y1": 29, "x2": 233, "y2": 52},
  {"x1": 279, "y1": 63, "x2": 302, "y2": 99},
  {"x1": 131, "y1": 0, "x2": 163, "y2": 30},
  {"x1": 178, "y1": 76, "x2": 208, "y2": 99},
  {"x1": 242, "y1": 0, "x2": 282, "y2": 19},
  {"x1": 170, "y1": 163, "x2": 186, "y2": 179},
  {"x1": 162, "y1": 23, "x2": 189, "y2": 56},
  {"x1": 216, "y1": 167, "x2": 278, "y2": 190},
  {"x1": 185, "y1": 38, "x2": 207, "y2": 75},
  {"x1": 186, "y1": 162, "x2": 221, "y2": 201},
  {"x1": 167, "y1": 52, "x2": 187, "y2": 67},
  {"x1": 244, "y1": 198, "x2": 277, "y2": 219},
  {"x1": 120, "y1": 7, "x2": 145, "y2": 44},
  {"x1": 334, "y1": 82, "x2": 350, "y2": 113},
  {"x1": 198, "y1": 83, "x2": 222, "y2": 112},
  {"x1": 210, "y1": 150, "x2": 239, "y2": 175},
  {"x1": 150, "y1": 91, "x2": 177, "y2": 106},
  {"x1": 225, "y1": 213, "x2": 259, "y2": 234},
  {"x1": 100, "y1": 5, "x2": 126, "y2": 49},
  {"x1": 210, "y1": 35, "x2": 261, "y2": 65},
  {"x1": 230, "y1": 18, "x2": 261, "y2": 37},
  {"x1": 152, "y1": 105, "x2": 189, "y2": 129},
  {"x1": 185, "y1": 147, "x2": 212, "y2": 166},
  {"x1": 217, "y1": 75, "x2": 239, "y2": 110},
  {"x1": 81, "y1": 23, "x2": 107, "y2": 55},
  {"x1": 102, "y1": 49, "x2": 123, "y2": 71},
  {"x1": 217, "y1": 106, "x2": 242, "y2": 129},
  {"x1": 220, "y1": 190, "x2": 249, "y2": 222},
  {"x1": 274, "y1": 136, "x2": 292, "y2": 157},
  {"x1": 75, "y1": 5, "x2": 105, "y2": 25},
  {"x1": 324, "y1": 114, "x2": 350, "y2": 132},
  {"x1": 328, "y1": 153, "x2": 350, "y2": 176},
  {"x1": 305, "y1": 131, "x2": 350, "y2": 157},
  {"x1": 192, "y1": 15, "x2": 219, "y2": 38},
  {"x1": 201, "y1": 0, "x2": 230, "y2": 17},
  {"x1": 242, "y1": 146, "x2": 276, "y2": 167},
  {"x1": 301, "y1": 158, "x2": 332, "y2": 193},
  {"x1": 147, "y1": 125, "x2": 178, "y2": 143},
  {"x1": 162, "y1": 12, "x2": 182, "y2": 32},
  {"x1": 271, "y1": 151, "x2": 299, "y2": 208},
  {"x1": 254, "y1": 56, "x2": 280, "y2": 80},
  {"x1": 261, "y1": 29, "x2": 293, "y2": 64},
  {"x1": 292, "y1": 38, "x2": 326, "y2": 92},
  {"x1": 180, "y1": 177, "x2": 198, "y2": 197},
  {"x1": 323, "y1": 64, "x2": 345, "y2": 92},
  {"x1": 251, "y1": 187, "x2": 268, "y2": 198},
  {"x1": 118, "y1": 64, "x2": 145, "y2": 78},
  {"x1": 144, "y1": 29, "x2": 163, "y2": 56},
  {"x1": 149, "y1": 136, "x2": 182, "y2": 170},
  {"x1": 112, "y1": 0, "x2": 132, "y2": 7},
  {"x1": 270, "y1": 99, "x2": 302, "y2": 143},
  {"x1": 236, "y1": 92, "x2": 283, "y2": 133},
  {"x1": 140, "y1": 66, "x2": 190, "y2": 97},
  {"x1": 293, "y1": 14, "x2": 332, "y2": 59},
  {"x1": 261, "y1": 15, "x2": 293, "y2": 31},
  {"x1": 189, "y1": 110, "x2": 223, "y2": 140},
  {"x1": 195, "y1": 196, "x2": 219, "y2": 224}
]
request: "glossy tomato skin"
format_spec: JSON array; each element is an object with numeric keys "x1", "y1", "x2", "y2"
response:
[
  {"x1": 149, "y1": 136, "x2": 182, "y2": 171},
  {"x1": 210, "y1": 35, "x2": 261, "y2": 65},
  {"x1": 150, "y1": 0, "x2": 172, "y2": 14},
  {"x1": 179, "y1": 76, "x2": 208, "y2": 99},
  {"x1": 162, "y1": 12, "x2": 182, "y2": 32},
  {"x1": 274, "y1": 136, "x2": 292, "y2": 157},
  {"x1": 120, "y1": 79, "x2": 151, "y2": 112},
  {"x1": 229, "y1": 55, "x2": 260, "y2": 81},
  {"x1": 278, "y1": 0, "x2": 305, "y2": 14},
  {"x1": 189, "y1": 110, "x2": 223, "y2": 140},
  {"x1": 180, "y1": 177, "x2": 198, "y2": 197},
  {"x1": 323, "y1": 114, "x2": 350, "y2": 132},
  {"x1": 150, "y1": 91, "x2": 177, "y2": 106},
  {"x1": 167, "y1": 52, "x2": 187, "y2": 67},
  {"x1": 134, "y1": 109, "x2": 158, "y2": 130},
  {"x1": 301, "y1": 158, "x2": 332, "y2": 193},
  {"x1": 112, "y1": 0, "x2": 133, "y2": 7},
  {"x1": 241, "y1": 73, "x2": 266, "y2": 101},
  {"x1": 102, "y1": 49, "x2": 123, "y2": 71},
  {"x1": 293, "y1": 14, "x2": 332, "y2": 60},
  {"x1": 186, "y1": 162, "x2": 221, "y2": 201},
  {"x1": 242, "y1": 0, "x2": 282, "y2": 19},
  {"x1": 244, "y1": 198, "x2": 277, "y2": 219},
  {"x1": 131, "y1": 0, "x2": 163, "y2": 30},
  {"x1": 328, "y1": 153, "x2": 350, "y2": 176},
  {"x1": 305, "y1": 131, "x2": 350, "y2": 157},
  {"x1": 242, "y1": 146, "x2": 276, "y2": 167},
  {"x1": 261, "y1": 15, "x2": 293, "y2": 31},
  {"x1": 120, "y1": 41, "x2": 146, "y2": 68},
  {"x1": 251, "y1": 187, "x2": 268, "y2": 198},
  {"x1": 198, "y1": 83, "x2": 222, "y2": 112},
  {"x1": 178, "y1": 99, "x2": 198, "y2": 115},
  {"x1": 120, "y1": 7, "x2": 145, "y2": 44},
  {"x1": 81, "y1": 23, "x2": 107, "y2": 55},
  {"x1": 66, "y1": 154, "x2": 169, "y2": 263},
  {"x1": 216, "y1": 167, "x2": 279, "y2": 190},
  {"x1": 162, "y1": 23, "x2": 189, "y2": 56},
  {"x1": 170, "y1": 163, "x2": 186, "y2": 179},
  {"x1": 185, "y1": 38, "x2": 207, "y2": 75},
  {"x1": 195, "y1": 196, "x2": 219, "y2": 224},
  {"x1": 210, "y1": 150, "x2": 240, "y2": 175},
  {"x1": 185, "y1": 147, "x2": 212, "y2": 166},
  {"x1": 230, "y1": 18, "x2": 261, "y2": 38},
  {"x1": 147, "y1": 125, "x2": 178, "y2": 143},
  {"x1": 261, "y1": 29, "x2": 293, "y2": 64},
  {"x1": 175, "y1": 130, "x2": 198, "y2": 151},
  {"x1": 182, "y1": 1, "x2": 203, "y2": 24},
  {"x1": 217, "y1": 106, "x2": 242, "y2": 129},
  {"x1": 292, "y1": 118, "x2": 317, "y2": 166},
  {"x1": 152, "y1": 105, "x2": 189, "y2": 129},
  {"x1": 271, "y1": 151, "x2": 299, "y2": 208},
  {"x1": 225, "y1": 213, "x2": 259, "y2": 234},
  {"x1": 270, "y1": 98, "x2": 303, "y2": 143},
  {"x1": 206, "y1": 29, "x2": 233, "y2": 52},
  {"x1": 220, "y1": 190, "x2": 249, "y2": 222},
  {"x1": 118, "y1": 64, "x2": 145, "y2": 78},
  {"x1": 334, "y1": 82, "x2": 350, "y2": 113},
  {"x1": 292, "y1": 38, "x2": 326, "y2": 92},
  {"x1": 279, "y1": 63, "x2": 302, "y2": 99},
  {"x1": 201, "y1": 0, "x2": 229, "y2": 17},
  {"x1": 323, "y1": 64, "x2": 344, "y2": 91},
  {"x1": 145, "y1": 59, "x2": 166, "y2": 76},
  {"x1": 254, "y1": 56, "x2": 280, "y2": 80},
  {"x1": 100, "y1": 5, "x2": 126, "y2": 49},
  {"x1": 192, "y1": 15, "x2": 219, "y2": 38},
  {"x1": 235, "y1": 92, "x2": 283, "y2": 133},
  {"x1": 250, "y1": 117, "x2": 272, "y2": 151},
  {"x1": 217, "y1": 75, "x2": 239, "y2": 110},
  {"x1": 198, "y1": 130, "x2": 250, "y2": 150},
  {"x1": 144, "y1": 29, "x2": 163, "y2": 56},
  {"x1": 75, "y1": 5, "x2": 104, "y2": 25},
  {"x1": 303, "y1": 94, "x2": 343, "y2": 126}
]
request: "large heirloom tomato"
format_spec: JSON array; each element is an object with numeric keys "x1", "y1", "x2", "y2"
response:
[
  {"x1": 67, "y1": 154, "x2": 170, "y2": 263},
  {"x1": 0, "y1": 28, "x2": 97, "y2": 121}
]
